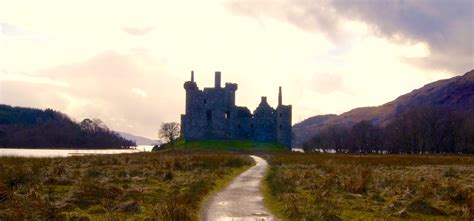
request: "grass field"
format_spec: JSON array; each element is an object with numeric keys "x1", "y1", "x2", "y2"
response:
[
  {"x1": 0, "y1": 150, "x2": 253, "y2": 220},
  {"x1": 263, "y1": 153, "x2": 474, "y2": 220},
  {"x1": 2, "y1": 146, "x2": 473, "y2": 221}
]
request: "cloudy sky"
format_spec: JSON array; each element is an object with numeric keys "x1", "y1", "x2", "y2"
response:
[{"x1": 1, "y1": 0, "x2": 473, "y2": 139}]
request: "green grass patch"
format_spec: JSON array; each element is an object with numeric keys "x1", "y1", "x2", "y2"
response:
[
  {"x1": 261, "y1": 168, "x2": 288, "y2": 220},
  {"x1": 167, "y1": 138, "x2": 288, "y2": 152}
]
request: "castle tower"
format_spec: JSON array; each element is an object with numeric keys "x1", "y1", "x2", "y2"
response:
[
  {"x1": 182, "y1": 70, "x2": 204, "y2": 141},
  {"x1": 276, "y1": 86, "x2": 292, "y2": 148},
  {"x1": 184, "y1": 71, "x2": 198, "y2": 113}
]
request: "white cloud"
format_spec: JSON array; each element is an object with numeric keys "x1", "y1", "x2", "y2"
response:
[{"x1": 131, "y1": 88, "x2": 147, "y2": 97}]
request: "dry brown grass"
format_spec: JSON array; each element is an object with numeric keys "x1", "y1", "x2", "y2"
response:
[
  {"x1": 264, "y1": 153, "x2": 474, "y2": 220},
  {"x1": 0, "y1": 150, "x2": 253, "y2": 220}
]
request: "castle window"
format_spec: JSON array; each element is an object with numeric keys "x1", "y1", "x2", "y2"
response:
[
  {"x1": 279, "y1": 124, "x2": 282, "y2": 130},
  {"x1": 204, "y1": 99, "x2": 207, "y2": 104},
  {"x1": 251, "y1": 124, "x2": 254, "y2": 128},
  {"x1": 238, "y1": 124, "x2": 241, "y2": 129},
  {"x1": 225, "y1": 111, "x2": 230, "y2": 120},
  {"x1": 206, "y1": 110, "x2": 212, "y2": 122},
  {"x1": 280, "y1": 113, "x2": 282, "y2": 118}
]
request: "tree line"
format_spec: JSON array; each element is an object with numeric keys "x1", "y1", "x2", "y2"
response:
[
  {"x1": 303, "y1": 106, "x2": 474, "y2": 154},
  {"x1": 0, "y1": 105, "x2": 135, "y2": 148}
]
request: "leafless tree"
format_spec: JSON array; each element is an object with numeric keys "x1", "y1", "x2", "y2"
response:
[
  {"x1": 303, "y1": 106, "x2": 474, "y2": 154},
  {"x1": 159, "y1": 122, "x2": 180, "y2": 145}
]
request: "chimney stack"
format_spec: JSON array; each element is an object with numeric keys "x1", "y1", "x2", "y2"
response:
[
  {"x1": 261, "y1": 96, "x2": 267, "y2": 103},
  {"x1": 215, "y1": 71, "x2": 221, "y2": 88},
  {"x1": 191, "y1": 70, "x2": 194, "y2": 82},
  {"x1": 278, "y1": 86, "x2": 282, "y2": 106}
]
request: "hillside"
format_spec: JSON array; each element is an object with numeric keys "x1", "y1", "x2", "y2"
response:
[
  {"x1": 293, "y1": 70, "x2": 474, "y2": 146},
  {"x1": 119, "y1": 132, "x2": 159, "y2": 145},
  {"x1": 0, "y1": 104, "x2": 136, "y2": 148}
]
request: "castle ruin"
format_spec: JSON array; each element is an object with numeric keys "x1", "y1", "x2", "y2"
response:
[{"x1": 181, "y1": 71, "x2": 292, "y2": 148}]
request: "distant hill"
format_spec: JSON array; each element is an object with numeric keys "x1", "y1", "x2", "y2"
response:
[
  {"x1": 0, "y1": 105, "x2": 136, "y2": 148},
  {"x1": 119, "y1": 132, "x2": 159, "y2": 145},
  {"x1": 293, "y1": 70, "x2": 474, "y2": 146}
]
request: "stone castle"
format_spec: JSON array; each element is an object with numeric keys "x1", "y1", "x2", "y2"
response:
[{"x1": 181, "y1": 71, "x2": 292, "y2": 148}]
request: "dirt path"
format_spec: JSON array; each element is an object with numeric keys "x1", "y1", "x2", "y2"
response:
[{"x1": 201, "y1": 155, "x2": 277, "y2": 221}]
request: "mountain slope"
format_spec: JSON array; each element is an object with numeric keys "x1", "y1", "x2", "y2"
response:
[
  {"x1": 0, "y1": 104, "x2": 136, "y2": 148},
  {"x1": 119, "y1": 132, "x2": 159, "y2": 145},
  {"x1": 293, "y1": 70, "x2": 474, "y2": 146}
]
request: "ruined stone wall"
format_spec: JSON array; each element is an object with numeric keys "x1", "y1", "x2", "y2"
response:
[
  {"x1": 201, "y1": 87, "x2": 235, "y2": 139},
  {"x1": 182, "y1": 72, "x2": 238, "y2": 140},
  {"x1": 181, "y1": 71, "x2": 292, "y2": 148},
  {"x1": 229, "y1": 106, "x2": 252, "y2": 139},
  {"x1": 251, "y1": 97, "x2": 277, "y2": 142}
]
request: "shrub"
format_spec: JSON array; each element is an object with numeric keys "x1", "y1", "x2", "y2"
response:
[{"x1": 153, "y1": 200, "x2": 193, "y2": 221}]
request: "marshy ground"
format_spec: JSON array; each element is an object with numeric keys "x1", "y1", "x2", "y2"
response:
[
  {"x1": 1, "y1": 150, "x2": 473, "y2": 220},
  {"x1": 0, "y1": 150, "x2": 253, "y2": 220},
  {"x1": 264, "y1": 153, "x2": 474, "y2": 220}
]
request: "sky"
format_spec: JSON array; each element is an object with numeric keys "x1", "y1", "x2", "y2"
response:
[{"x1": 0, "y1": 0, "x2": 473, "y2": 139}]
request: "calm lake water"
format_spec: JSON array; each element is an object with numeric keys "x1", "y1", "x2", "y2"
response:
[{"x1": 0, "y1": 145, "x2": 154, "y2": 157}]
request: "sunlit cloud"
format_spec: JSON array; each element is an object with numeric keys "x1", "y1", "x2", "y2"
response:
[
  {"x1": 0, "y1": 0, "x2": 470, "y2": 138},
  {"x1": 131, "y1": 88, "x2": 148, "y2": 97},
  {"x1": 311, "y1": 73, "x2": 345, "y2": 95},
  {"x1": 0, "y1": 71, "x2": 69, "y2": 87},
  {"x1": 122, "y1": 27, "x2": 153, "y2": 36}
]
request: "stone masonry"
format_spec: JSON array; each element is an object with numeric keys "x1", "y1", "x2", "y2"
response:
[{"x1": 181, "y1": 71, "x2": 292, "y2": 148}]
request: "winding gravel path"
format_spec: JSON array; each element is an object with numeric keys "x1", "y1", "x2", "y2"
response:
[{"x1": 201, "y1": 155, "x2": 277, "y2": 221}]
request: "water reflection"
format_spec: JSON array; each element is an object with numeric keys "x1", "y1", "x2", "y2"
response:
[{"x1": 0, "y1": 145, "x2": 154, "y2": 157}]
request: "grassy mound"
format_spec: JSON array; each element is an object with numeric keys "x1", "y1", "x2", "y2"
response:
[{"x1": 165, "y1": 139, "x2": 288, "y2": 152}]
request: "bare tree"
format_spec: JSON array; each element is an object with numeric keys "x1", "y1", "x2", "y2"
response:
[{"x1": 159, "y1": 122, "x2": 180, "y2": 145}]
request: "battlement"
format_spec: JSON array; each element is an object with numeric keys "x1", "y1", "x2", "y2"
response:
[
  {"x1": 225, "y1": 83, "x2": 238, "y2": 91},
  {"x1": 184, "y1": 81, "x2": 198, "y2": 90}
]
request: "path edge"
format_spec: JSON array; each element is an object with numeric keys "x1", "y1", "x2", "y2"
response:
[
  {"x1": 260, "y1": 162, "x2": 286, "y2": 221},
  {"x1": 198, "y1": 155, "x2": 256, "y2": 220}
]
